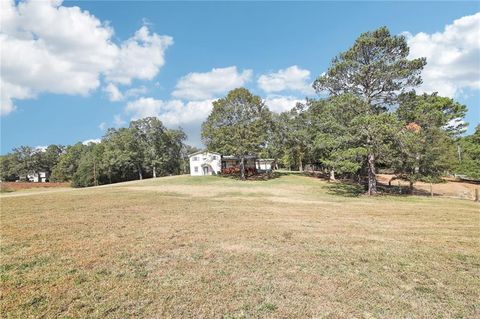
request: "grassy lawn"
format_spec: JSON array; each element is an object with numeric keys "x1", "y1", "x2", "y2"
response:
[{"x1": 1, "y1": 174, "x2": 479, "y2": 318}]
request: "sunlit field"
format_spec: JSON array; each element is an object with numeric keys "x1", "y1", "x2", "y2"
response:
[{"x1": 1, "y1": 175, "x2": 479, "y2": 318}]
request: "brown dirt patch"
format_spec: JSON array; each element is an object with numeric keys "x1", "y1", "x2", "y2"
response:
[{"x1": 377, "y1": 174, "x2": 480, "y2": 200}]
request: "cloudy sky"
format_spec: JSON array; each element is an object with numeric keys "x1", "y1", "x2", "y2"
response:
[{"x1": 1, "y1": 0, "x2": 479, "y2": 153}]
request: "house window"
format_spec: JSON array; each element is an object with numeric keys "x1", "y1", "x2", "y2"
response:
[
  {"x1": 193, "y1": 156, "x2": 199, "y2": 161},
  {"x1": 194, "y1": 166, "x2": 198, "y2": 172}
]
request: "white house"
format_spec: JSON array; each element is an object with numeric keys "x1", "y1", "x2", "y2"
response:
[
  {"x1": 189, "y1": 151, "x2": 222, "y2": 176},
  {"x1": 189, "y1": 151, "x2": 274, "y2": 176}
]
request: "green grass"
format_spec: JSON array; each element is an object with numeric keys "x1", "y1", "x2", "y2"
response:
[{"x1": 1, "y1": 174, "x2": 479, "y2": 318}]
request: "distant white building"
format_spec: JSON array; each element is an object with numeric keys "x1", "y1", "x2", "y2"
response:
[
  {"x1": 189, "y1": 151, "x2": 222, "y2": 176},
  {"x1": 256, "y1": 158, "x2": 275, "y2": 170},
  {"x1": 188, "y1": 151, "x2": 274, "y2": 176},
  {"x1": 26, "y1": 171, "x2": 49, "y2": 183}
]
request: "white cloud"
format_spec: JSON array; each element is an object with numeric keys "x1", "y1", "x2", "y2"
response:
[
  {"x1": 82, "y1": 138, "x2": 101, "y2": 145},
  {"x1": 264, "y1": 95, "x2": 305, "y2": 113},
  {"x1": 125, "y1": 86, "x2": 148, "y2": 98},
  {"x1": 404, "y1": 12, "x2": 480, "y2": 98},
  {"x1": 0, "y1": 0, "x2": 172, "y2": 115},
  {"x1": 172, "y1": 66, "x2": 252, "y2": 100},
  {"x1": 104, "y1": 26, "x2": 173, "y2": 85},
  {"x1": 104, "y1": 83, "x2": 123, "y2": 102},
  {"x1": 125, "y1": 97, "x2": 214, "y2": 127},
  {"x1": 103, "y1": 84, "x2": 148, "y2": 102},
  {"x1": 258, "y1": 65, "x2": 314, "y2": 94}
]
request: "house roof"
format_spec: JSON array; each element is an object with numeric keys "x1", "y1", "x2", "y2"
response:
[
  {"x1": 188, "y1": 150, "x2": 221, "y2": 157},
  {"x1": 222, "y1": 155, "x2": 258, "y2": 160},
  {"x1": 189, "y1": 151, "x2": 266, "y2": 160}
]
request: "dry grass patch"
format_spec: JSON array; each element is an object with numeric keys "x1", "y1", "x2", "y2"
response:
[{"x1": 1, "y1": 175, "x2": 479, "y2": 318}]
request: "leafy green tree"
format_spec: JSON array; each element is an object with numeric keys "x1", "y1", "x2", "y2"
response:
[
  {"x1": 130, "y1": 117, "x2": 167, "y2": 178},
  {"x1": 308, "y1": 95, "x2": 367, "y2": 180},
  {"x1": 202, "y1": 88, "x2": 271, "y2": 179},
  {"x1": 393, "y1": 122, "x2": 457, "y2": 191},
  {"x1": 278, "y1": 103, "x2": 311, "y2": 171},
  {"x1": 313, "y1": 26, "x2": 426, "y2": 194},
  {"x1": 456, "y1": 126, "x2": 480, "y2": 179},
  {"x1": 261, "y1": 107, "x2": 303, "y2": 171},
  {"x1": 51, "y1": 143, "x2": 88, "y2": 182},
  {"x1": 0, "y1": 154, "x2": 19, "y2": 181},
  {"x1": 393, "y1": 93, "x2": 467, "y2": 190},
  {"x1": 397, "y1": 92, "x2": 467, "y2": 137},
  {"x1": 71, "y1": 143, "x2": 106, "y2": 187},
  {"x1": 10, "y1": 146, "x2": 38, "y2": 180},
  {"x1": 102, "y1": 128, "x2": 141, "y2": 182},
  {"x1": 260, "y1": 112, "x2": 290, "y2": 170},
  {"x1": 163, "y1": 129, "x2": 187, "y2": 175},
  {"x1": 41, "y1": 145, "x2": 64, "y2": 178}
]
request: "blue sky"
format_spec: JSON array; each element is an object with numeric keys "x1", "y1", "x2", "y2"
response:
[{"x1": 1, "y1": 1, "x2": 479, "y2": 154}]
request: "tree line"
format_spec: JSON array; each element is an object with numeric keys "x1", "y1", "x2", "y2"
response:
[
  {"x1": 2, "y1": 27, "x2": 478, "y2": 193},
  {"x1": 0, "y1": 117, "x2": 198, "y2": 187},
  {"x1": 201, "y1": 27, "x2": 479, "y2": 193}
]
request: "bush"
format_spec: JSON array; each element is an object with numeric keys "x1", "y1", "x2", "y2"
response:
[{"x1": 221, "y1": 166, "x2": 257, "y2": 176}]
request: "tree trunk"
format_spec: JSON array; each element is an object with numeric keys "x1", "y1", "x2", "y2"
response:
[
  {"x1": 93, "y1": 161, "x2": 97, "y2": 186},
  {"x1": 367, "y1": 153, "x2": 377, "y2": 195},
  {"x1": 153, "y1": 164, "x2": 157, "y2": 178},
  {"x1": 298, "y1": 154, "x2": 303, "y2": 172},
  {"x1": 415, "y1": 154, "x2": 420, "y2": 174},
  {"x1": 409, "y1": 180, "x2": 414, "y2": 194},
  {"x1": 329, "y1": 169, "x2": 336, "y2": 181},
  {"x1": 388, "y1": 176, "x2": 396, "y2": 186},
  {"x1": 138, "y1": 164, "x2": 143, "y2": 180},
  {"x1": 240, "y1": 156, "x2": 246, "y2": 180}
]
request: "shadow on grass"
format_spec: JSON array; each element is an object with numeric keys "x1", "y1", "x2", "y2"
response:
[
  {"x1": 324, "y1": 181, "x2": 439, "y2": 198},
  {"x1": 323, "y1": 182, "x2": 364, "y2": 197},
  {"x1": 377, "y1": 184, "x2": 443, "y2": 198},
  {"x1": 219, "y1": 171, "x2": 289, "y2": 182}
]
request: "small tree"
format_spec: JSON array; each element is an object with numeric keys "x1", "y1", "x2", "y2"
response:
[{"x1": 202, "y1": 88, "x2": 271, "y2": 179}]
